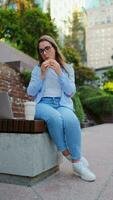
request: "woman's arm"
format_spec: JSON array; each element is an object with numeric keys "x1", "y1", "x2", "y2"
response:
[
  {"x1": 27, "y1": 65, "x2": 44, "y2": 97},
  {"x1": 58, "y1": 64, "x2": 76, "y2": 97}
]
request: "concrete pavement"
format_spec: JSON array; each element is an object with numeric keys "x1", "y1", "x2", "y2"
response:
[{"x1": 0, "y1": 123, "x2": 113, "y2": 200}]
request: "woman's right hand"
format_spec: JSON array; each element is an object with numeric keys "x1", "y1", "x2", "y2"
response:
[{"x1": 40, "y1": 61, "x2": 49, "y2": 79}]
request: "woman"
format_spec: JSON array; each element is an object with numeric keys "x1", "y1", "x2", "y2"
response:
[{"x1": 27, "y1": 35, "x2": 96, "y2": 182}]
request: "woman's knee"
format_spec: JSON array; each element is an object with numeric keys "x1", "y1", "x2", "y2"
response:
[
  {"x1": 60, "y1": 109, "x2": 80, "y2": 127},
  {"x1": 66, "y1": 115, "x2": 80, "y2": 128}
]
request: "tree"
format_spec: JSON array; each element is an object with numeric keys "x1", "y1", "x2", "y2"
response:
[
  {"x1": 19, "y1": 8, "x2": 58, "y2": 58},
  {"x1": 62, "y1": 10, "x2": 97, "y2": 87},
  {"x1": 0, "y1": 8, "x2": 58, "y2": 58},
  {"x1": 62, "y1": 46, "x2": 81, "y2": 66},
  {"x1": 0, "y1": 9, "x2": 20, "y2": 42},
  {"x1": 64, "y1": 11, "x2": 86, "y2": 63},
  {"x1": 103, "y1": 68, "x2": 113, "y2": 82},
  {"x1": 74, "y1": 64, "x2": 98, "y2": 86}
]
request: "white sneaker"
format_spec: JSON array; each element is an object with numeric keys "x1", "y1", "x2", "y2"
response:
[
  {"x1": 81, "y1": 157, "x2": 89, "y2": 167},
  {"x1": 65, "y1": 155, "x2": 89, "y2": 167},
  {"x1": 72, "y1": 161, "x2": 96, "y2": 182}
]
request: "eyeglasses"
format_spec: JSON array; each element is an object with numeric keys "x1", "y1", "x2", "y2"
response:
[{"x1": 39, "y1": 45, "x2": 52, "y2": 54}]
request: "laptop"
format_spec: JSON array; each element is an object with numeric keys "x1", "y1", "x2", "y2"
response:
[{"x1": 0, "y1": 91, "x2": 13, "y2": 119}]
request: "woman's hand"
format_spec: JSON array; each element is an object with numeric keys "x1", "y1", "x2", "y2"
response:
[
  {"x1": 49, "y1": 59, "x2": 62, "y2": 76},
  {"x1": 40, "y1": 59, "x2": 62, "y2": 79},
  {"x1": 40, "y1": 60, "x2": 49, "y2": 79}
]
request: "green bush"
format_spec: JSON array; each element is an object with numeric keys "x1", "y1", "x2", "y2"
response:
[
  {"x1": 72, "y1": 93, "x2": 86, "y2": 123},
  {"x1": 77, "y1": 85, "x2": 113, "y2": 123},
  {"x1": 62, "y1": 47, "x2": 81, "y2": 66},
  {"x1": 0, "y1": 8, "x2": 58, "y2": 58},
  {"x1": 78, "y1": 85, "x2": 105, "y2": 104},
  {"x1": 85, "y1": 95, "x2": 113, "y2": 115},
  {"x1": 21, "y1": 69, "x2": 31, "y2": 87},
  {"x1": 74, "y1": 66, "x2": 98, "y2": 86},
  {"x1": 103, "y1": 68, "x2": 113, "y2": 82}
]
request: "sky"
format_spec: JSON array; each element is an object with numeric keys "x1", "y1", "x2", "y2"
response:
[
  {"x1": 85, "y1": 0, "x2": 112, "y2": 9},
  {"x1": 85, "y1": 0, "x2": 93, "y2": 8},
  {"x1": 86, "y1": 0, "x2": 100, "y2": 8}
]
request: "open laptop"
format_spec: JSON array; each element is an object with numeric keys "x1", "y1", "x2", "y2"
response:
[{"x1": 0, "y1": 91, "x2": 13, "y2": 119}]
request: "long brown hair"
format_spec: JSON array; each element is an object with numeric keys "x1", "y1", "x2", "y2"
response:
[{"x1": 37, "y1": 35, "x2": 66, "y2": 68}]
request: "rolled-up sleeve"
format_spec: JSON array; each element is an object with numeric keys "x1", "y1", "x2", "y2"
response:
[{"x1": 27, "y1": 65, "x2": 43, "y2": 97}]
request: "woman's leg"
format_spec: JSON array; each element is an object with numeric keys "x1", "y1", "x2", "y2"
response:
[
  {"x1": 57, "y1": 107, "x2": 81, "y2": 160},
  {"x1": 35, "y1": 103, "x2": 67, "y2": 151},
  {"x1": 57, "y1": 107, "x2": 96, "y2": 182},
  {"x1": 35, "y1": 103, "x2": 96, "y2": 181}
]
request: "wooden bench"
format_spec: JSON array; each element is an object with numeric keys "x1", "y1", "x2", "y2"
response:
[
  {"x1": 0, "y1": 119, "x2": 47, "y2": 133},
  {"x1": 0, "y1": 119, "x2": 59, "y2": 186}
]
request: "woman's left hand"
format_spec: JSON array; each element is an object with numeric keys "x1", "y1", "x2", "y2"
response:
[{"x1": 48, "y1": 59, "x2": 62, "y2": 76}]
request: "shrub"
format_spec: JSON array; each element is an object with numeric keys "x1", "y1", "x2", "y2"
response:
[
  {"x1": 85, "y1": 95, "x2": 113, "y2": 115},
  {"x1": 103, "y1": 81, "x2": 113, "y2": 94},
  {"x1": 78, "y1": 85, "x2": 104, "y2": 104},
  {"x1": 21, "y1": 69, "x2": 31, "y2": 87},
  {"x1": 62, "y1": 47, "x2": 81, "y2": 66},
  {"x1": 103, "y1": 68, "x2": 113, "y2": 82},
  {"x1": 83, "y1": 95, "x2": 113, "y2": 123},
  {"x1": 72, "y1": 93, "x2": 86, "y2": 123},
  {"x1": 74, "y1": 65, "x2": 98, "y2": 86},
  {"x1": 77, "y1": 85, "x2": 113, "y2": 123}
]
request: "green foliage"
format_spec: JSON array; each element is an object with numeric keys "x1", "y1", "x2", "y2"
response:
[
  {"x1": 21, "y1": 69, "x2": 32, "y2": 87},
  {"x1": 85, "y1": 95, "x2": 113, "y2": 115},
  {"x1": 62, "y1": 46, "x2": 98, "y2": 88},
  {"x1": 103, "y1": 81, "x2": 113, "y2": 95},
  {"x1": 64, "y1": 11, "x2": 86, "y2": 63},
  {"x1": 103, "y1": 68, "x2": 113, "y2": 82},
  {"x1": 78, "y1": 85, "x2": 113, "y2": 123},
  {"x1": 0, "y1": 8, "x2": 58, "y2": 58},
  {"x1": 62, "y1": 47, "x2": 81, "y2": 65},
  {"x1": 0, "y1": 9, "x2": 20, "y2": 42},
  {"x1": 19, "y1": 8, "x2": 58, "y2": 58},
  {"x1": 74, "y1": 65, "x2": 98, "y2": 86},
  {"x1": 78, "y1": 85, "x2": 105, "y2": 104},
  {"x1": 72, "y1": 93, "x2": 85, "y2": 123}
]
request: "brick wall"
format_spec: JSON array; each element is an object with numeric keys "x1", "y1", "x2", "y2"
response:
[{"x1": 0, "y1": 63, "x2": 31, "y2": 118}]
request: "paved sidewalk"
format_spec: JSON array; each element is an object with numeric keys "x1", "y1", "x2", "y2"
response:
[{"x1": 0, "y1": 123, "x2": 113, "y2": 200}]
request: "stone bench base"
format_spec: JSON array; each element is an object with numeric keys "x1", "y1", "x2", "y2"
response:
[
  {"x1": 0, "y1": 166, "x2": 59, "y2": 186},
  {"x1": 0, "y1": 132, "x2": 59, "y2": 186}
]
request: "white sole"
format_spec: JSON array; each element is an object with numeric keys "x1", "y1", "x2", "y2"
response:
[{"x1": 73, "y1": 171, "x2": 96, "y2": 182}]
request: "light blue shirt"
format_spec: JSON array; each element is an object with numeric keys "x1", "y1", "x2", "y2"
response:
[
  {"x1": 43, "y1": 68, "x2": 62, "y2": 97},
  {"x1": 27, "y1": 64, "x2": 76, "y2": 110}
]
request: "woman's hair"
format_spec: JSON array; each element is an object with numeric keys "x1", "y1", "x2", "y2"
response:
[{"x1": 37, "y1": 35, "x2": 66, "y2": 67}]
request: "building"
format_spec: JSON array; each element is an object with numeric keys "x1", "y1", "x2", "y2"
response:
[
  {"x1": 86, "y1": 0, "x2": 113, "y2": 76},
  {"x1": 43, "y1": 0, "x2": 86, "y2": 40}
]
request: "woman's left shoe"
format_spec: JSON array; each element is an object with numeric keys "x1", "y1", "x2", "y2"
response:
[
  {"x1": 72, "y1": 161, "x2": 96, "y2": 182},
  {"x1": 65, "y1": 155, "x2": 89, "y2": 167}
]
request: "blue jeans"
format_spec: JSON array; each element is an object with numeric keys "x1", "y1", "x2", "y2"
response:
[{"x1": 35, "y1": 97, "x2": 81, "y2": 160}]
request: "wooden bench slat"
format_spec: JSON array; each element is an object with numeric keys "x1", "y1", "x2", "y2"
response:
[{"x1": 0, "y1": 119, "x2": 47, "y2": 133}]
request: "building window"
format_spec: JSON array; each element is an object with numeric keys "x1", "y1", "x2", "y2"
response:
[{"x1": 107, "y1": 16, "x2": 111, "y2": 23}]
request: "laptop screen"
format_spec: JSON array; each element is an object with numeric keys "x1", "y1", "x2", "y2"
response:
[{"x1": 0, "y1": 91, "x2": 13, "y2": 119}]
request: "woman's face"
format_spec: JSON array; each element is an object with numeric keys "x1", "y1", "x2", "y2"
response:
[{"x1": 39, "y1": 41, "x2": 56, "y2": 61}]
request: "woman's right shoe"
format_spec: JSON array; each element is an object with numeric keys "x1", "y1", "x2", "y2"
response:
[{"x1": 72, "y1": 161, "x2": 96, "y2": 182}]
